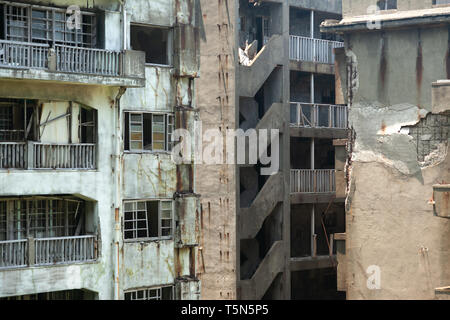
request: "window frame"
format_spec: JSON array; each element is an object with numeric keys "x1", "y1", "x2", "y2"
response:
[
  {"x1": 124, "y1": 285, "x2": 174, "y2": 300},
  {"x1": 1, "y1": 1, "x2": 97, "y2": 47},
  {"x1": 124, "y1": 111, "x2": 174, "y2": 154},
  {"x1": 122, "y1": 199, "x2": 174, "y2": 242}
]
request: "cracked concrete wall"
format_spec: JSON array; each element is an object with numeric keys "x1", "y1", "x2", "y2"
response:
[{"x1": 341, "y1": 23, "x2": 450, "y2": 299}]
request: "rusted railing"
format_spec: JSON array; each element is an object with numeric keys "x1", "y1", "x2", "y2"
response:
[
  {"x1": 0, "y1": 142, "x2": 27, "y2": 169},
  {"x1": 289, "y1": 35, "x2": 344, "y2": 64},
  {"x1": 0, "y1": 239, "x2": 28, "y2": 269},
  {"x1": 34, "y1": 235, "x2": 97, "y2": 266},
  {"x1": 290, "y1": 169, "x2": 336, "y2": 194},
  {"x1": 56, "y1": 45, "x2": 120, "y2": 76},
  {"x1": 290, "y1": 103, "x2": 348, "y2": 129},
  {"x1": 33, "y1": 143, "x2": 96, "y2": 169},
  {"x1": 0, "y1": 40, "x2": 49, "y2": 69}
]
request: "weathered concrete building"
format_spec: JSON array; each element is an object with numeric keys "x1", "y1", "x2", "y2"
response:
[
  {"x1": 323, "y1": 0, "x2": 450, "y2": 299},
  {"x1": 0, "y1": 0, "x2": 201, "y2": 300},
  {"x1": 197, "y1": 0, "x2": 347, "y2": 300}
]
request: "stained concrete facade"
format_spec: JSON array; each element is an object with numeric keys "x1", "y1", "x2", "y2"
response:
[
  {"x1": 323, "y1": 0, "x2": 450, "y2": 299},
  {"x1": 0, "y1": 0, "x2": 201, "y2": 300}
]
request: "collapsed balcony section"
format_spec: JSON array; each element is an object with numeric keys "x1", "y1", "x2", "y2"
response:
[
  {"x1": 0, "y1": 195, "x2": 99, "y2": 270},
  {"x1": 0, "y1": 1, "x2": 145, "y2": 87},
  {"x1": 0, "y1": 98, "x2": 98, "y2": 170}
]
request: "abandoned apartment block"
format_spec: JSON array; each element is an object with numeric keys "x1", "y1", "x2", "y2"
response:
[{"x1": 0, "y1": 0, "x2": 200, "y2": 300}]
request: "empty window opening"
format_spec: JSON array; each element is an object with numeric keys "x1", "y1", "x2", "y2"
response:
[
  {"x1": 0, "y1": 99, "x2": 37, "y2": 141},
  {"x1": 130, "y1": 25, "x2": 171, "y2": 65},
  {"x1": 1, "y1": 2, "x2": 97, "y2": 47},
  {"x1": 80, "y1": 106, "x2": 97, "y2": 143},
  {"x1": 0, "y1": 196, "x2": 87, "y2": 241},
  {"x1": 124, "y1": 286, "x2": 174, "y2": 300},
  {"x1": 124, "y1": 112, "x2": 174, "y2": 152},
  {"x1": 123, "y1": 200, "x2": 173, "y2": 240},
  {"x1": 377, "y1": 0, "x2": 397, "y2": 10}
]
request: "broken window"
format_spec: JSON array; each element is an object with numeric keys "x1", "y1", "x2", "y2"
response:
[
  {"x1": 130, "y1": 25, "x2": 172, "y2": 65},
  {"x1": 1, "y1": 2, "x2": 97, "y2": 47},
  {"x1": 377, "y1": 0, "x2": 397, "y2": 10},
  {"x1": 124, "y1": 112, "x2": 174, "y2": 152},
  {"x1": 123, "y1": 200, "x2": 173, "y2": 240},
  {"x1": 124, "y1": 286, "x2": 174, "y2": 300},
  {"x1": 0, "y1": 197, "x2": 85, "y2": 240}
]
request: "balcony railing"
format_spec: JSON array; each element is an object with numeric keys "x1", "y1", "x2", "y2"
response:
[
  {"x1": 0, "y1": 142, "x2": 96, "y2": 170},
  {"x1": 0, "y1": 40, "x2": 130, "y2": 77},
  {"x1": 56, "y1": 45, "x2": 120, "y2": 76},
  {"x1": 0, "y1": 40, "x2": 49, "y2": 69},
  {"x1": 290, "y1": 169, "x2": 336, "y2": 194},
  {"x1": 289, "y1": 35, "x2": 344, "y2": 64},
  {"x1": 33, "y1": 143, "x2": 96, "y2": 169},
  {"x1": 290, "y1": 103, "x2": 348, "y2": 129},
  {"x1": 35, "y1": 236, "x2": 97, "y2": 266},
  {"x1": 0, "y1": 235, "x2": 97, "y2": 269},
  {"x1": 0, "y1": 239, "x2": 28, "y2": 268}
]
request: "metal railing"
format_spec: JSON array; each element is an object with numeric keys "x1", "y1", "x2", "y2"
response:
[
  {"x1": 56, "y1": 45, "x2": 120, "y2": 76},
  {"x1": 0, "y1": 239, "x2": 28, "y2": 268},
  {"x1": 289, "y1": 35, "x2": 344, "y2": 64},
  {"x1": 290, "y1": 169, "x2": 336, "y2": 194},
  {"x1": 0, "y1": 40, "x2": 122, "y2": 76},
  {"x1": 0, "y1": 142, "x2": 27, "y2": 169},
  {"x1": 0, "y1": 236, "x2": 97, "y2": 268},
  {"x1": 290, "y1": 102, "x2": 348, "y2": 129},
  {"x1": 0, "y1": 142, "x2": 96, "y2": 170},
  {"x1": 35, "y1": 235, "x2": 97, "y2": 266},
  {"x1": 0, "y1": 40, "x2": 49, "y2": 69},
  {"x1": 33, "y1": 143, "x2": 96, "y2": 169}
]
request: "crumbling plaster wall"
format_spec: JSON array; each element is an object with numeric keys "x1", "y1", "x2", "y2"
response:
[
  {"x1": 343, "y1": 25, "x2": 450, "y2": 299},
  {"x1": 0, "y1": 80, "x2": 119, "y2": 299}
]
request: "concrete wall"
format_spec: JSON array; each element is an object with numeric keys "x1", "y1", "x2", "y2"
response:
[
  {"x1": 340, "y1": 23, "x2": 450, "y2": 299},
  {"x1": 196, "y1": 0, "x2": 238, "y2": 300}
]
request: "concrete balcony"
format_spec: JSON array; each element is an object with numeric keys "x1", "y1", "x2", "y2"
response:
[
  {"x1": 0, "y1": 235, "x2": 97, "y2": 270},
  {"x1": 0, "y1": 40, "x2": 145, "y2": 87},
  {"x1": 0, "y1": 142, "x2": 96, "y2": 170},
  {"x1": 290, "y1": 102, "x2": 349, "y2": 138}
]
